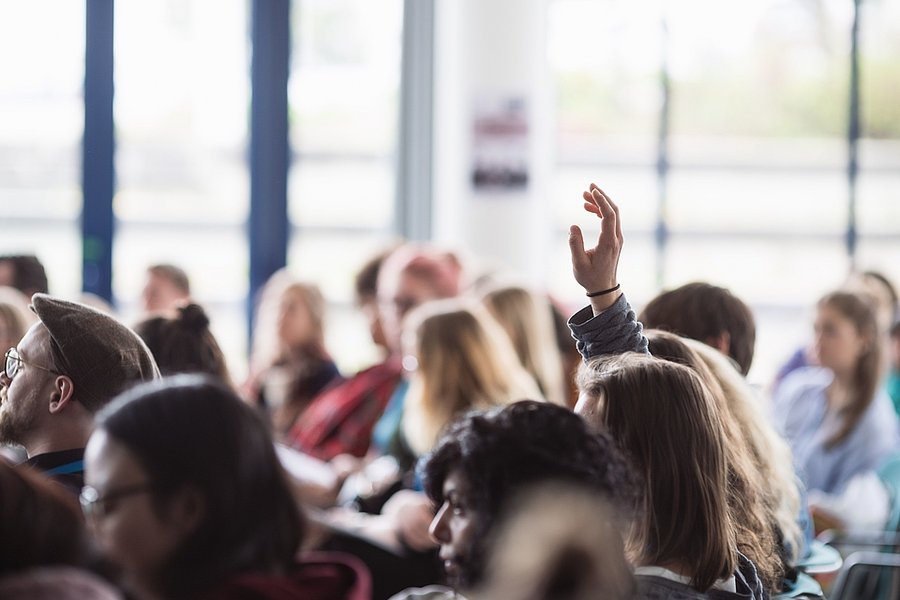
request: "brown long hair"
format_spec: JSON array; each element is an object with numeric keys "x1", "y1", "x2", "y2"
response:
[
  {"x1": 819, "y1": 291, "x2": 882, "y2": 448},
  {"x1": 577, "y1": 353, "x2": 736, "y2": 592},
  {"x1": 646, "y1": 330, "x2": 786, "y2": 589}
]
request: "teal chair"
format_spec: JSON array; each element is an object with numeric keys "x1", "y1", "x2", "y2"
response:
[{"x1": 774, "y1": 541, "x2": 837, "y2": 599}]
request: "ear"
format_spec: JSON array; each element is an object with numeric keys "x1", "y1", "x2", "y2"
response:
[
  {"x1": 167, "y1": 486, "x2": 207, "y2": 536},
  {"x1": 48, "y1": 375, "x2": 76, "y2": 415},
  {"x1": 705, "y1": 331, "x2": 731, "y2": 356}
]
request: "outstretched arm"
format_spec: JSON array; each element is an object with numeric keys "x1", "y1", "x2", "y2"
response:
[
  {"x1": 568, "y1": 184, "x2": 623, "y2": 315},
  {"x1": 567, "y1": 184, "x2": 648, "y2": 359}
]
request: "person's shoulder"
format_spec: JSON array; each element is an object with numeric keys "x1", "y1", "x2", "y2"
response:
[
  {"x1": 859, "y1": 388, "x2": 900, "y2": 437},
  {"x1": 388, "y1": 585, "x2": 460, "y2": 600},
  {"x1": 635, "y1": 576, "x2": 708, "y2": 600},
  {"x1": 0, "y1": 567, "x2": 122, "y2": 600},
  {"x1": 777, "y1": 367, "x2": 832, "y2": 399}
]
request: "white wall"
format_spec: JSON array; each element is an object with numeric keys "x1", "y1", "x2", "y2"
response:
[{"x1": 432, "y1": 0, "x2": 554, "y2": 286}]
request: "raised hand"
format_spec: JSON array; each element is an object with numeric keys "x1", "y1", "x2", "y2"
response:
[{"x1": 567, "y1": 184, "x2": 624, "y2": 313}]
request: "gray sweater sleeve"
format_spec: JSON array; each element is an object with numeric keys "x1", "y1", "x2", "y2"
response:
[{"x1": 567, "y1": 293, "x2": 649, "y2": 360}]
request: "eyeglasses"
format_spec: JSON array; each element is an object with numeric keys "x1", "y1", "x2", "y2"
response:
[
  {"x1": 79, "y1": 483, "x2": 156, "y2": 520},
  {"x1": 4, "y1": 347, "x2": 61, "y2": 382}
]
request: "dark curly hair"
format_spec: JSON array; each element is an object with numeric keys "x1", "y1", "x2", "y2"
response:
[{"x1": 419, "y1": 400, "x2": 641, "y2": 590}]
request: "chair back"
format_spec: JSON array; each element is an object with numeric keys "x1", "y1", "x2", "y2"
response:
[{"x1": 828, "y1": 551, "x2": 900, "y2": 600}]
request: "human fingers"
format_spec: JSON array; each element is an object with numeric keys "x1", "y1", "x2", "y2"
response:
[
  {"x1": 591, "y1": 188, "x2": 617, "y2": 240},
  {"x1": 598, "y1": 187, "x2": 623, "y2": 240},
  {"x1": 583, "y1": 190, "x2": 602, "y2": 217}
]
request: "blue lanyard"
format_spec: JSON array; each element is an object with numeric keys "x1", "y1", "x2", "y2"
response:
[{"x1": 45, "y1": 460, "x2": 84, "y2": 476}]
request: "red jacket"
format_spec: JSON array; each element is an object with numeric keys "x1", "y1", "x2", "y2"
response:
[{"x1": 200, "y1": 552, "x2": 371, "y2": 600}]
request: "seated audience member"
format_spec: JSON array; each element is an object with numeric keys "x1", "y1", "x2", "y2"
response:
[
  {"x1": 141, "y1": 263, "x2": 191, "y2": 314},
  {"x1": 83, "y1": 375, "x2": 370, "y2": 600},
  {"x1": 477, "y1": 485, "x2": 635, "y2": 600},
  {"x1": 577, "y1": 355, "x2": 767, "y2": 599},
  {"x1": 133, "y1": 302, "x2": 233, "y2": 387},
  {"x1": 480, "y1": 285, "x2": 567, "y2": 406},
  {"x1": 0, "y1": 254, "x2": 49, "y2": 298},
  {"x1": 247, "y1": 273, "x2": 342, "y2": 436},
  {"x1": 646, "y1": 331, "x2": 811, "y2": 590},
  {"x1": 0, "y1": 461, "x2": 121, "y2": 599},
  {"x1": 307, "y1": 243, "x2": 464, "y2": 479},
  {"x1": 773, "y1": 269, "x2": 899, "y2": 391},
  {"x1": 392, "y1": 400, "x2": 640, "y2": 599},
  {"x1": 287, "y1": 246, "x2": 404, "y2": 461},
  {"x1": 0, "y1": 292, "x2": 31, "y2": 463},
  {"x1": 302, "y1": 297, "x2": 537, "y2": 597},
  {"x1": 367, "y1": 244, "x2": 464, "y2": 466},
  {"x1": 0, "y1": 294, "x2": 159, "y2": 493},
  {"x1": 773, "y1": 290, "x2": 899, "y2": 495},
  {"x1": 567, "y1": 184, "x2": 768, "y2": 597},
  {"x1": 401, "y1": 299, "x2": 544, "y2": 460},
  {"x1": 324, "y1": 300, "x2": 544, "y2": 557},
  {"x1": 638, "y1": 281, "x2": 756, "y2": 376}
]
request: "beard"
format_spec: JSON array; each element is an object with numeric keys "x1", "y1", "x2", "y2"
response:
[
  {"x1": 0, "y1": 388, "x2": 36, "y2": 446},
  {"x1": 445, "y1": 528, "x2": 487, "y2": 593}
]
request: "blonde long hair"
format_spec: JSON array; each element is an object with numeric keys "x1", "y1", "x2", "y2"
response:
[
  {"x1": 683, "y1": 337, "x2": 803, "y2": 564},
  {"x1": 402, "y1": 299, "x2": 544, "y2": 455},
  {"x1": 642, "y1": 330, "x2": 783, "y2": 590},
  {"x1": 249, "y1": 271, "x2": 328, "y2": 375},
  {"x1": 481, "y1": 286, "x2": 567, "y2": 406}
]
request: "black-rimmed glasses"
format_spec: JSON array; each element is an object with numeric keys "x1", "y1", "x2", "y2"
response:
[
  {"x1": 79, "y1": 483, "x2": 156, "y2": 519},
  {"x1": 4, "y1": 347, "x2": 61, "y2": 382}
]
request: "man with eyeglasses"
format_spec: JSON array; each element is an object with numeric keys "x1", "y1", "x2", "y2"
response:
[{"x1": 0, "y1": 293, "x2": 159, "y2": 493}]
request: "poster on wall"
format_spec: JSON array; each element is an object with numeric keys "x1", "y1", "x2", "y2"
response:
[{"x1": 471, "y1": 96, "x2": 529, "y2": 192}]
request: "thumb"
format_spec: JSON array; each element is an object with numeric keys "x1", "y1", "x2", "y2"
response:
[{"x1": 568, "y1": 225, "x2": 586, "y2": 261}]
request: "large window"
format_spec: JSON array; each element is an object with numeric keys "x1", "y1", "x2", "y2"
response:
[
  {"x1": 113, "y1": 0, "x2": 250, "y2": 379},
  {"x1": 856, "y1": 0, "x2": 900, "y2": 281},
  {"x1": 0, "y1": 0, "x2": 84, "y2": 299},
  {"x1": 287, "y1": 0, "x2": 404, "y2": 372},
  {"x1": 549, "y1": 0, "x2": 900, "y2": 384}
]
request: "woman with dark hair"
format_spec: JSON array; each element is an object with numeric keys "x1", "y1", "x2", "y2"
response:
[
  {"x1": 773, "y1": 291, "x2": 899, "y2": 495},
  {"x1": 394, "y1": 400, "x2": 639, "y2": 599},
  {"x1": 82, "y1": 375, "x2": 369, "y2": 600},
  {"x1": 0, "y1": 461, "x2": 121, "y2": 599},
  {"x1": 133, "y1": 303, "x2": 233, "y2": 387}
]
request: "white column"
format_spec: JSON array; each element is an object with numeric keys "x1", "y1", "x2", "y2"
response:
[{"x1": 432, "y1": 0, "x2": 553, "y2": 287}]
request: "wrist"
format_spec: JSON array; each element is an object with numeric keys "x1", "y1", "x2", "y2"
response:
[{"x1": 585, "y1": 283, "x2": 620, "y2": 298}]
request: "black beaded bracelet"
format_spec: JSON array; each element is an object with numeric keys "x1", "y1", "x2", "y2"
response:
[{"x1": 585, "y1": 283, "x2": 621, "y2": 298}]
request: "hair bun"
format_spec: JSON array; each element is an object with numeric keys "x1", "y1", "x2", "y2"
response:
[{"x1": 178, "y1": 303, "x2": 210, "y2": 332}]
